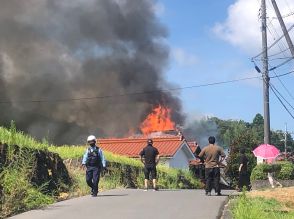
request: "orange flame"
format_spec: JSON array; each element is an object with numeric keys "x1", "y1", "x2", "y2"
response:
[{"x1": 140, "y1": 105, "x2": 176, "y2": 135}]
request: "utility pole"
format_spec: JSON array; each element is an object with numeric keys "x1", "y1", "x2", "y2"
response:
[
  {"x1": 271, "y1": 0, "x2": 294, "y2": 57},
  {"x1": 261, "y1": 0, "x2": 271, "y2": 144},
  {"x1": 284, "y1": 123, "x2": 287, "y2": 154}
]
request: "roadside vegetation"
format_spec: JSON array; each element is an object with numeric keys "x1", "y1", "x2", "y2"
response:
[
  {"x1": 231, "y1": 188, "x2": 294, "y2": 219},
  {"x1": 0, "y1": 123, "x2": 201, "y2": 218},
  {"x1": 251, "y1": 161, "x2": 294, "y2": 181}
]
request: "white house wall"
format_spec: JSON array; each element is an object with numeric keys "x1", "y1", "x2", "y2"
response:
[{"x1": 169, "y1": 147, "x2": 190, "y2": 169}]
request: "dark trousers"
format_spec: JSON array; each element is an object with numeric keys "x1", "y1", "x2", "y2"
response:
[
  {"x1": 86, "y1": 166, "x2": 101, "y2": 195},
  {"x1": 205, "y1": 167, "x2": 221, "y2": 193},
  {"x1": 238, "y1": 171, "x2": 250, "y2": 191}
]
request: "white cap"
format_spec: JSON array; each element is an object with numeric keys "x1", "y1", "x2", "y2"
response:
[{"x1": 87, "y1": 135, "x2": 96, "y2": 142}]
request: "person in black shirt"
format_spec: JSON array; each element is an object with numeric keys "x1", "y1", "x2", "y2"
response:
[
  {"x1": 238, "y1": 148, "x2": 251, "y2": 191},
  {"x1": 140, "y1": 139, "x2": 160, "y2": 191}
]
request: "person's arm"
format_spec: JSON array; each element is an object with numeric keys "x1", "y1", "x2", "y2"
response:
[
  {"x1": 81, "y1": 148, "x2": 89, "y2": 167},
  {"x1": 99, "y1": 148, "x2": 106, "y2": 168},
  {"x1": 139, "y1": 149, "x2": 145, "y2": 164},
  {"x1": 155, "y1": 149, "x2": 160, "y2": 165},
  {"x1": 238, "y1": 156, "x2": 246, "y2": 172},
  {"x1": 198, "y1": 148, "x2": 205, "y2": 163},
  {"x1": 239, "y1": 163, "x2": 243, "y2": 172}
]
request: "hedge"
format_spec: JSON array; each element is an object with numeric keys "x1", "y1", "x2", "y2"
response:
[{"x1": 251, "y1": 161, "x2": 294, "y2": 181}]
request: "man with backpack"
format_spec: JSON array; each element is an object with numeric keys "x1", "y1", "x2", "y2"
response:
[{"x1": 82, "y1": 135, "x2": 106, "y2": 197}]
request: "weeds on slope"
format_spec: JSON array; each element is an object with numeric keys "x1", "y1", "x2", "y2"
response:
[{"x1": 231, "y1": 191, "x2": 294, "y2": 219}]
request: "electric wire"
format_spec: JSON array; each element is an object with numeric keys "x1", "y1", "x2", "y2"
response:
[
  {"x1": 252, "y1": 23, "x2": 294, "y2": 59},
  {"x1": 270, "y1": 81, "x2": 294, "y2": 111},
  {"x1": 0, "y1": 76, "x2": 262, "y2": 104},
  {"x1": 269, "y1": 82, "x2": 294, "y2": 120},
  {"x1": 270, "y1": 63, "x2": 294, "y2": 101},
  {"x1": 1, "y1": 68, "x2": 294, "y2": 105}
]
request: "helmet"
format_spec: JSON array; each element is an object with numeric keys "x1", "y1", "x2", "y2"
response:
[
  {"x1": 147, "y1": 138, "x2": 153, "y2": 144},
  {"x1": 87, "y1": 135, "x2": 96, "y2": 142}
]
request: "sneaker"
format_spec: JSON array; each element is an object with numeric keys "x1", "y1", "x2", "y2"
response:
[
  {"x1": 216, "y1": 192, "x2": 222, "y2": 196},
  {"x1": 91, "y1": 194, "x2": 97, "y2": 197},
  {"x1": 91, "y1": 189, "x2": 94, "y2": 195},
  {"x1": 143, "y1": 188, "x2": 148, "y2": 192},
  {"x1": 205, "y1": 192, "x2": 211, "y2": 196}
]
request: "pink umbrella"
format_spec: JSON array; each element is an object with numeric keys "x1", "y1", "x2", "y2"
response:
[{"x1": 253, "y1": 144, "x2": 280, "y2": 159}]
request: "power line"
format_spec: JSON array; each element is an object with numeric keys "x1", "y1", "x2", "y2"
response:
[
  {"x1": 267, "y1": 21, "x2": 290, "y2": 57},
  {"x1": 270, "y1": 63, "x2": 294, "y2": 101},
  {"x1": 0, "y1": 67, "x2": 293, "y2": 105},
  {"x1": 0, "y1": 76, "x2": 262, "y2": 104},
  {"x1": 269, "y1": 57, "x2": 293, "y2": 71},
  {"x1": 270, "y1": 81, "x2": 294, "y2": 111},
  {"x1": 270, "y1": 69, "x2": 294, "y2": 78},
  {"x1": 268, "y1": 47, "x2": 290, "y2": 58},
  {"x1": 252, "y1": 23, "x2": 294, "y2": 59},
  {"x1": 269, "y1": 82, "x2": 294, "y2": 120}
]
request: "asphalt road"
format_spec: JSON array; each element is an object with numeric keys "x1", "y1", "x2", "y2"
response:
[{"x1": 9, "y1": 189, "x2": 232, "y2": 219}]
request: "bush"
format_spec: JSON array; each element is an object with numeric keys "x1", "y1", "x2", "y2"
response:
[
  {"x1": 277, "y1": 162, "x2": 294, "y2": 180},
  {"x1": 251, "y1": 162, "x2": 294, "y2": 181}
]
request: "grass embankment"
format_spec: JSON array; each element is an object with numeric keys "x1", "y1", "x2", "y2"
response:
[
  {"x1": 0, "y1": 124, "x2": 201, "y2": 217},
  {"x1": 49, "y1": 145, "x2": 201, "y2": 194},
  {"x1": 231, "y1": 187, "x2": 294, "y2": 219}
]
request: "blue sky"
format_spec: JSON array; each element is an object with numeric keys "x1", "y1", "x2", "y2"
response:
[{"x1": 156, "y1": 0, "x2": 294, "y2": 133}]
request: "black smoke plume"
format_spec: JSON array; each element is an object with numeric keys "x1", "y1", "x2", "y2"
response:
[{"x1": 0, "y1": 0, "x2": 183, "y2": 144}]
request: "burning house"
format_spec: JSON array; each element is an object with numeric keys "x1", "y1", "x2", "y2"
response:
[
  {"x1": 98, "y1": 135, "x2": 195, "y2": 169},
  {"x1": 97, "y1": 105, "x2": 196, "y2": 169}
]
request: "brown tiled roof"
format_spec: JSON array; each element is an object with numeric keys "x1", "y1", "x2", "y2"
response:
[
  {"x1": 97, "y1": 136, "x2": 185, "y2": 158},
  {"x1": 187, "y1": 141, "x2": 198, "y2": 154}
]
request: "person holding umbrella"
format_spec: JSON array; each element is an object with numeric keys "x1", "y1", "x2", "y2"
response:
[{"x1": 253, "y1": 144, "x2": 282, "y2": 188}]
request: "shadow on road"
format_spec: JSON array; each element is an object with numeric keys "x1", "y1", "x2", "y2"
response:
[
  {"x1": 154, "y1": 189, "x2": 181, "y2": 192},
  {"x1": 98, "y1": 194, "x2": 128, "y2": 197}
]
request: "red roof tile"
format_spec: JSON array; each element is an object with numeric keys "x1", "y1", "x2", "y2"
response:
[
  {"x1": 97, "y1": 136, "x2": 185, "y2": 158},
  {"x1": 187, "y1": 141, "x2": 198, "y2": 153}
]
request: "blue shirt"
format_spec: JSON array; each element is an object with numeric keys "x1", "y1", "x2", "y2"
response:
[{"x1": 82, "y1": 145, "x2": 106, "y2": 167}]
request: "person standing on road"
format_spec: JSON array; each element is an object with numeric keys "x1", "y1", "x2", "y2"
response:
[
  {"x1": 198, "y1": 136, "x2": 226, "y2": 196},
  {"x1": 238, "y1": 148, "x2": 251, "y2": 191},
  {"x1": 140, "y1": 139, "x2": 160, "y2": 191},
  {"x1": 82, "y1": 135, "x2": 106, "y2": 197}
]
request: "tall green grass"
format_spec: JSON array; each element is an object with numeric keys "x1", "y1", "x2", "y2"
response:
[
  {"x1": 0, "y1": 146, "x2": 54, "y2": 218},
  {"x1": 0, "y1": 122, "x2": 49, "y2": 150},
  {"x1": 231, "y1": 192, "x2": 294, "y2": 219},
  {"x1": 49, "y1": 146, "x2": 143, "y2": 167},
  {"x1": 0, "y1": 124, "x2": 201, "y2": 203}
]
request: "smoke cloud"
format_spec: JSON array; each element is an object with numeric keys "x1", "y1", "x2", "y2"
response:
[
  {"x1": 0, "y1": 0, "x2": 183, "y2": 144},
  {"x1": 183, "y1": 118, "x2": 219, "y2": 147}
]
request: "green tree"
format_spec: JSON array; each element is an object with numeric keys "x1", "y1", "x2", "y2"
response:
[{"x1": 252, "y1": 113, "x2": 264, "y2": 144}]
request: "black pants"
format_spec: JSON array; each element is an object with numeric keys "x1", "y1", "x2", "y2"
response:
[
  {"x1": 86, "y1": 166, "x2": 101, "y2": 195},
  {"x1": 238, "y1": 171, "x2": 250, "y2": 191},
  {"x1": 205, "y1": 167, "x2": 221, "y2": 193},
  {"x1": 144, "y1": 166, "x2": 157, "y2": 180}
]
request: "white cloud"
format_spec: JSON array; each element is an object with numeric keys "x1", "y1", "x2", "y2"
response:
[
  {"x1": 171, "y1": 48, "x2": 198, "y2": 66},
  {"x1": 213, "y1": 0, "x2": 294, "y2": 55},
  {"x1": 152, "y1": 2, "x2": 165, "y2": 16}
]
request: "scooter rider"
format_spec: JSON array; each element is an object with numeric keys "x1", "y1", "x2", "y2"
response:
[{"x1": 82, "y1": 135, "x2": 106, "y2": 197}]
